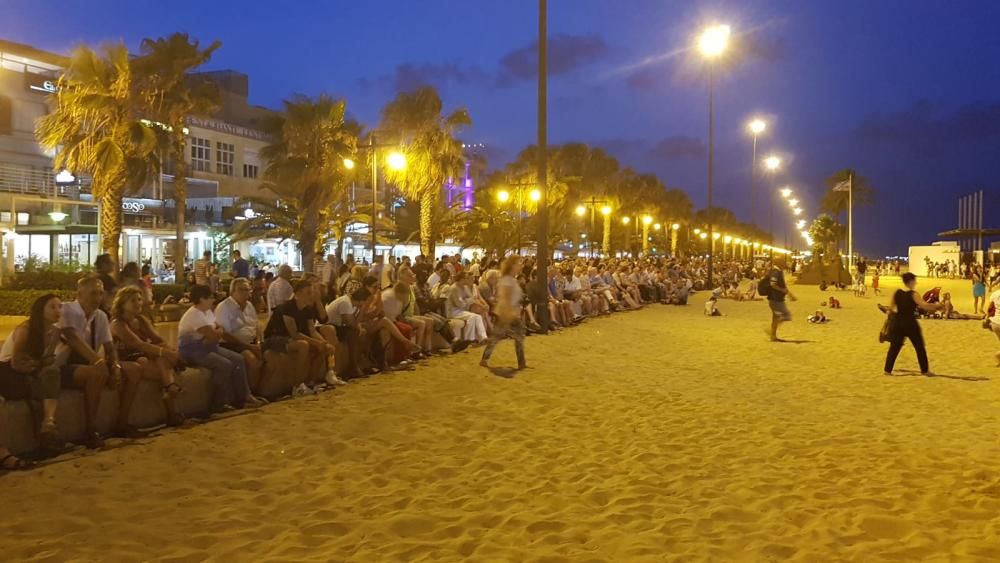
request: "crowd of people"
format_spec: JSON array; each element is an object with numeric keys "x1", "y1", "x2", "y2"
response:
[{"x1": 1, "y1": 248, "x2": 774, "y2": 470}]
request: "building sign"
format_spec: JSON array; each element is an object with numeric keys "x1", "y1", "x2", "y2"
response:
[
  {"x1": 24, "y1": 72, "x2": 58, "y2": 94},
  {"x1": 122, "y1": 200, "x2": 146, "y2": 212},
  {"x1": 185, "y1": 116, "x2": 268, "y2": 141}
]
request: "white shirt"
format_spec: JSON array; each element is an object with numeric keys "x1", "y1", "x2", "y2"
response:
[
  {"x1": 381, "y1": 289, "x2": 404, "y2": 320},
  {"x1": 57, "y1": 301, "x2": 112, "y2": 362},
  {"x1": 178, "y1": 307, "x2": 216, "y2": 339},
  {"x1": 564, "y1": 276, "x2": 582, "y2": 292},
  {"x1": 326, "y1": 295, "x2": 357, "y2": 327},
  {"x1": 215, "y1": 296, "x2": 258, "y2": 345},
  {"x1": 427, "y1": 272, "x2": 442, "y2": 291},
  {"x1": 989, "y1": 289, "x2": 1000, "y2": 322},
  {"x1": 267, "y1": 277, "x2": 294, "y2": 311}
]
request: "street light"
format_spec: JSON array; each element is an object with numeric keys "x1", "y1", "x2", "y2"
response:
[
  {"x1": 529, "y1": 189, "x2": 541, "y2": 202},
  {"x1": 497, "y1": 190, "x2": 511, "y2": 203},
  {"x1": 342, "y1": 158, "x2": 355, "y2": 170},
  {"x1": 670, "y1": 223, "x2": 680, "y2": 256},
  {"x1": 642, "y1": 215, "x2": 653, "y2": 225},
  {"x1": 600, "y1": 205, "x2": 612, "y2": 216},
  {"x1": 747, "y1": 118, "x2": 766, "y2": 226},
  {"x1": 387, "y1": 151, "x2": 406, "y2": 171},
  {"x1": 764, "y1": 155, "x2": 781, "y2": 171},
  {"x1": 788, "y1": 198, "x2": 799, "y2": 207},
  {"x1": 622, "y1": 216, "x2": 630, "y2": 224},
  {"x1": 698, "y1": 22, "x2": 730, "y2": 289},
  {"x1": 793, "y1": 207, "x2": 803, "y2": 215},
  {"x1": 575, "y1": 205, "x2": 586, "y2": 217},
  {"x1": 780, "y1": 187, "x2": 792, "y2": 198}
]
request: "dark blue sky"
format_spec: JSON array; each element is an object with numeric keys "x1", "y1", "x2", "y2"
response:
[{"x1": 6, "y1": 0, "x2": 1000, "y2": 255}]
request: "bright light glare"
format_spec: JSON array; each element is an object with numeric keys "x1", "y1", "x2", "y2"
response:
[
  {"x1": 796, "y1": 219, "x2": 806, "y2": 228},
  {"x1": 600, "y1": 205, "x2": 612, "y2": 216},
  {"x1": 48, "y1": 211, "x2": 68, "y2": 222},
  {"x1": 671, "y1": 223, "x2": 680, "y2": 230},
  {"x1": 793, "y1": 207, "x2": 803, "y2": 215},
  {"x1": 699, "y1": 232, "x2": 708, "y2": 239},
  {"x1": 724, "y1": 235, "x2": 732, "y2": 243},
  {"x1": 55, "y1": 169, "x2": 75, "y2": 183},
  {"x1": 342, "y1": 158, "x2": 355, "y2": 170},
  {"x1": 764, "y1": 155, "x2": 781, "y2": 171},
  {"x1": 497, "y1": 190, "x2": 511, "y2": 203},
  {"x1": 529, "y1": 189, "x2": 541, "y2": 202},
  {"x1": 780, "y1": 188, "x2": 793, "y2": 198},
  {"x1": 622, "y1": 216, "x2": 630, "y2": 224},
  {"x1": 387, "y1": 152, "x2": 406, "y2": 171},
  {"x1": 642, "y1": 215, "x2": 653, "y2": 225},
  {"x1": 712, "y1": 232, "x2": 721, "y2": 240},
  {"x1": 575, "y1": 205, "x2": 586, "y2": 216},
  {"x1": 654, "y1": 223, "x2": 662, "y2": 230},
  {"x1": 698, "y1": 24, "x2": 731, "y2": 58},
  {"x1": 748, "y1": 119, "x2": 766, "y2": 135},
  {"x1": 788, "y1": 198, "x2": 799, "y2": 207},
  {"x1": 694, "y1": 228, "x2": 702, "y2": 234}
]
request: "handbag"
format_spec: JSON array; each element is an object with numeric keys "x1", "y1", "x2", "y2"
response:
[{"x1": 879, "y1": 312, "x2": 897, "y2": 343}]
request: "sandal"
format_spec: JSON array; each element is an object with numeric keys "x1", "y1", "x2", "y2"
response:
[{"x1": 0, "y1": 454, "x2": 35, "y2": 472}]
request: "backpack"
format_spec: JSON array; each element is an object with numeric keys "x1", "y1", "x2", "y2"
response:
[{"x1": 757, "y1": 276, "x2": 771, "y2": 299}]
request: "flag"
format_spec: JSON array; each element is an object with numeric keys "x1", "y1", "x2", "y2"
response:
[{"x1": 832, "y1": 179, "x2": 851, "y2": 192}]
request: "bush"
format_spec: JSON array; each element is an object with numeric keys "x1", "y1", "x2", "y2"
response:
[
  {"x1": 0, "y1": 290, "x2": 77, "y2": 316},
  {"x1": 4, "y1": 270, "x2": 86, "y2": 290},
  {"x1": 152, "y1": 284, "x2": 187, "y2": 304}
]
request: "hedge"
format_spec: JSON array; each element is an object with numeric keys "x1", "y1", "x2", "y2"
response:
[
  {"x1": 4, "y1": 270, "x2": 85, "y2": 290},
  {"x1": 0, "y1": 290, "x2": 77, "y2": 316}
]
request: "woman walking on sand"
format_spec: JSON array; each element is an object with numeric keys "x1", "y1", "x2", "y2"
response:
[
  {"x1": 972, "y1": 264, "x2": 987, "y2": 315},
  {"x1": 480, "y1": 256, "x2": 527, "y2": 371},
  {"x1": 884, "y1": 273, "x2": 943, "y2": 376}
]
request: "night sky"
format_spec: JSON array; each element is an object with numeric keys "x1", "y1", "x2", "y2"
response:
[{"x1": 5, "y1": 0, "x2": 1000, "y2": 256}]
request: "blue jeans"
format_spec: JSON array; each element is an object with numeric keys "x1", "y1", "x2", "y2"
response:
[{"x1": 183, "y1": 345, "x2": 251, "y2": 407}]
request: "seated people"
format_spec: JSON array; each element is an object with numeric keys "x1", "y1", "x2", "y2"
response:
[
  {"x1": 446, "y1": 272, "x2": 488, "y2": 343},
  {"x1": 808, "y1": 310, "x2": 830, "y2": 323},
  {"x1": 111, "y1": 286, "x2": 184, "y2": 429},
  {"x1": 59, "y1": 275, "x2": 124, "y2": 448},
  {"x1": 266, "y1": 264, "x2": 294, "y2": 312},
  {"x1": 178, "y1": 285, "x2": 261, "y2": 411},
  {"x1": 326, "y1": 288, "x2": 372, "y2": 379},
  {"x1": 263, "y1": 280, "x2": 336, "y2": 393},
  {"x1": 0, "y1": 294, "x2": 63, "y2": 447},
  {"x1": 940, "y1": 292, "x2": 983, "y2": 320},
  {"x1": 356, "y1": 276, "x2": 421, "y2": 367},
  {"x1": 215, "y1": 278, "x2": 270, "y2": 395}
]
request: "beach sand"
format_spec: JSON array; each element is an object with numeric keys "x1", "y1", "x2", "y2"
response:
[{"x1": 2, "y1": 275, "x2": 1000, "y2": 561}]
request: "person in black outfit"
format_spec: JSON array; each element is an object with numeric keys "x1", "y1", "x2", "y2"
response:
[{"x1": 884, "y1": 272, "x2": 942, "y2": 376}]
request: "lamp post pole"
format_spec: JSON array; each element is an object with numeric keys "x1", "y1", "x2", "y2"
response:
[
  {"x1": 534, "y1": 0, "x2": 550, "y2": 333},
  {"x1": 370, "y1": 135, "x2": 377, "y2": 258},
  {"x1": 706, "y1": 65, "x2": 715, "y2": 289}
]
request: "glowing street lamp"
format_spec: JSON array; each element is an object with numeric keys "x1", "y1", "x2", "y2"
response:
[
  {"x1": 622, "y1": 216, "x2": 630, "y2": 225},
  {"x1": 342, "y1": 158, "x2": 355, "y2": 170},
  {"x1": 699, "y1": 232, "x2": 708, "y2": 239},
  {"x1": 654, "y1": 223, "x2": 661, "y2": 230},
  {"x1": 788, "y1": 198, "x2": 799, "y2": 207},
  {"x1": 600, "y1": 205, "x2": 612, "y2": 216},
  {"x1": 529, "y1": 189, "x2": 541, "y2": 202},
  {"x1": 699, "y1": 23, "x2": 731, "y2": 288},
  {"x1": 642, "y1": 215, "x2": 653, "y2": 225},
  {"x1": 575, "y1": 205, "x2": 586, "y2": 217},
  {"x1": 387, "y1": 151, "x2": 406, "y2": 171},
  {"x1": 497, "y1": 190, "x2": 511, "y2": 203},
  {"x1": 694, "y1": 228, "x2": 702, "y2": 235},
  {"x1": 764, "y1": 155, "x2": 781, "y2": 172},
  {"x1": 780, "y1": 187, "x2": 793, "y2": 198}
]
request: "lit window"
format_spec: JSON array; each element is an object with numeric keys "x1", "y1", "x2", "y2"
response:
[
  {"x1": 16, "y1": 212, "x2": 29, "y2": 225},
  {"x1": 243, "y1": 163, "x2": 258, "y2": 179},
  {"x1": 216, "y1": 142, "x2": 234, "y2": 176},
  {"x1": 190, "y1": 137, "x2": 211, "y2": 172}
]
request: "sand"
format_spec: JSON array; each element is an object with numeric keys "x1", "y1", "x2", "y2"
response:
[{"x1": 2, "y1": 275, "x2": 1000, "y2": 561}]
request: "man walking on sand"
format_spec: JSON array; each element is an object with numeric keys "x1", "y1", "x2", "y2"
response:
[{"x1": 767, "y1": 263, "x2": 796, "y2": 341}]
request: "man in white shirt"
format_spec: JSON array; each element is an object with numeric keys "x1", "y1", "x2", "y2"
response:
[
  {"x1": 58, "y1": 275, "x2": 123, "y2": 448},
  {"x1": 266, "y1": 264, "x2": 294, "y2": 311},
  {"x1": 427, "y1": 263, "x2": 444, "y2": 292},
  {"x1": 216, "y1": 277, "x2": 265, "y2": 394},
  {"x1": 326, "y1": 288, "x2": 370, "y2": 378}
]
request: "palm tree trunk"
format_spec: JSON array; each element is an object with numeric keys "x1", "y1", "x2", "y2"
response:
[
  {"x1": 173, "y1": 143, "x2": 188, "y2": 284},
  {"x1": 420, "y1": 190, "x2": 436, "y2": 257},
  {"x1": 301, "y1": 208, "x2": 318, "y2": 273},
  {"x1": 101, "y1": 189, "x2": 124, "y2": 271},
  {"x1": 602, "y1": 214, "x2": 611, "y2": 256}
]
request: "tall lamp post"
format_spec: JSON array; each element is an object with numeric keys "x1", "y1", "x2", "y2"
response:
[
  {"x1": 535, "y1": 0, "x2": 550, "y2": 332},
  {"x1": 747, "y1": 118, "x2": 766, "y2": 227},
  {"x1": 344, "y1": 141, "x2": 406, "y2": 261},
  {"x1": 698, "y1": 23, "x2": 730, "y2": 289},
  {"x1": 763, "y1": 154, "x2": 781, "y2": 247},
  {"x1": 498, "y1": 185, "x2": 540, "y2": 255}
]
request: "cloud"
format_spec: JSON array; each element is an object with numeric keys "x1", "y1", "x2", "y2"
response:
[
  {"x1": 856, "y1": 99, "x2": 1000, "y2": 157},
  {"x1": 498, "y1": 33, "x2": 608, "y2": 84},
  {"x1": 361, "y1": 62, "x2": 491, "y2": 93},
  {"x1": 647, "y1": 136, "x2": 706, "y2": 160}
]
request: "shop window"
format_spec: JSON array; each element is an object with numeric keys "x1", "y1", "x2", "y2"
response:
[
  {"x1": 216, "y1": 142, "x2": 234, "y2": 176},
  {"x1": 191, "y1": 137, "x2": 211, "y2": 172},
  {"x1": 0, "y1": 95, "x2": 12, "y2": 135}
]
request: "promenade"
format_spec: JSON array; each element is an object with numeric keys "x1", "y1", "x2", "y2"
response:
[{"x1": 2, "y1": 277, "x2": 999, "y2": 561}]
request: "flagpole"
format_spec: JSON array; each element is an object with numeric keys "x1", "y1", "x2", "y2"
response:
[{"x1": 848, "y1": 172, "x2": 853, "y2": 272}]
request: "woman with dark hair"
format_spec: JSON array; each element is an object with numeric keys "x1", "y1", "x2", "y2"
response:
[
  {"x1": 885, "y1": 273, "x2": 943, "y2": 376},
  {"x1": 0, "y1": 294, "x2": 63, "y2": 449},
  {"x1": 111, "y1": 286, "x2": 184, "y2": 427},
  {"x1": 972, "y1": 264, "x2": 987, "y2": 316}
]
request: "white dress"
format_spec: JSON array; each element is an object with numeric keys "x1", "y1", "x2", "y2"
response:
[{"x1": 446, "y1": 285, "x2": 487, "y2": 342}]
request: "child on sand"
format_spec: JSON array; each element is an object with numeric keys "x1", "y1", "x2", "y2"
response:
[
  {"x1": 704, "y1": 291, "x2": 722, "y2": 316},
  {"x1": 808, "y1": 310, "x2": 830, "y2": 323},
  {"x1": 872, "y1": 270, "x2": 880, "y2": 296}
]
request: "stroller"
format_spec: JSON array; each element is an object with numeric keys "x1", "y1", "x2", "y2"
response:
[{"x1": 920, "y1": 287, "x2": 942, "y2": 318}]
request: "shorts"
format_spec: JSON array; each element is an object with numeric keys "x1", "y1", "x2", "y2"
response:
[
  {"x1": 974, "y1": 282, "x2": 986, "y2": 298},
  {"x1": 769, "y1": 300, "x2": 792, "y2": 321},
  {"x1": 262, "y1": 336, "x2": 291, "y2": 353},
  {"x1": 333, "y1": 324, "x2": 357, "y2": 341}
]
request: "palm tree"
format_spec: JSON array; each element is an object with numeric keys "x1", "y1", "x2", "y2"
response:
[
  {"x1": 821, "y1": 168, "x2": 874, "y2": 220},
  {"x1": 255, "y1": 94, "x2": 357, "y2": 271},
  {"x1": 808, "y1": 214, "x2": 844, "y2": 259},
  {"x1": 36, "y1": 43, "x2": 159, "y2": 268},
  {"x1": 136, "y1": 33, "x2": 221, "y2": 283},
  {"x1": 380, "y1": 87, "x2": 471, "y2": 257}
]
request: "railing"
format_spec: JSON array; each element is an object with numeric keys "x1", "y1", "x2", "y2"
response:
[{"x1": 0, "y1": 162, "x2": 58, "y2": 196}]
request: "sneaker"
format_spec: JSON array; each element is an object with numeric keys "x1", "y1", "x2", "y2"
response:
[{"x1": 325, "y1": 371, "x2": 348, "y2": 386}]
